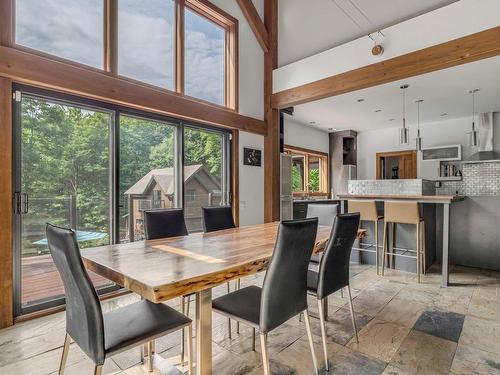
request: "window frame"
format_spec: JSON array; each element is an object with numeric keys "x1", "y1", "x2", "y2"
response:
[
  {"x1": 284, "y1": 145, "x2": 330, "y2": 196},
  {"x1": 10, "y1": 0, "x2": 238, "y2": 110}
]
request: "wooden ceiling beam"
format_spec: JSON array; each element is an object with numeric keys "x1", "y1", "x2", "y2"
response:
[
  {"x1": 237, "y1": 0, "x2": 269, "y2": 53},
  {"x1": 271, "y1": 26, "x2": 500, "y2": 109},
  {"x1": 0, "y1": 46, "x2": 267, "y2": 135}
]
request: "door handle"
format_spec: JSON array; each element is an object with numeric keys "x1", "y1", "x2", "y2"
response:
[
  {"x1": 14, "y1": 192, "x2": 21, "y2": 214},
  {"x1": 22, "y1": 193, "x2": 29, "y2": 214}
]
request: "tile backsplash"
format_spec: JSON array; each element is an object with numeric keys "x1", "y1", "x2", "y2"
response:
[
  {"x1": 436, "y1": 162, "x2": 500, "y2": 196},
  {"x1": 348, "y1": 179, "x2": 435, "y2": 196}
]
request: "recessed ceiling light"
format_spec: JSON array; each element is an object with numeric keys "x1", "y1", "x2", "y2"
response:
[
  {"x1": 357, "y1": 99, "x2": 365, "y2": 103},
  {"x1": 328, "y1": 128, "x2": 337, "y2": 132},
  {"x1": 375, "y1": 109, "x2": 382, "y2": 113},
  {"x1": 388, "y1": 118, "x2": 395, "y2": 121},
  {"x1": 440, "y1": 113, "x2": 448, "y2": 117},
  {"x1": 309, "y1": 121, "x2": 316, "y2": 125}
]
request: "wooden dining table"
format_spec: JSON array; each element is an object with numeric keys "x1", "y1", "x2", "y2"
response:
[{"x1": 82, "y1": 222, "x2": 366, "y2": 374}]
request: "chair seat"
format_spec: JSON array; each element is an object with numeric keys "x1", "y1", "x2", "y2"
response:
[
  {"x1": 307, "y1": 270, "x2": 319, "y2": 294},
  {"x1": 104, "y1": 300, "x2": 191, "y2": 355},
  {"x1": 212, "y1": 285, "x2": 261, "y2": 327}
]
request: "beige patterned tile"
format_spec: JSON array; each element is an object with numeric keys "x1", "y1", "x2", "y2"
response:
[
  {"x1": 450, "y1": 344, "x2": 500, "y2": 375},
  {"x1": 347, "y1": 319, "x2": 410, "y2": 362},
  {"x1": 375, "y1": 295, "x2": 427, "y2": 328},
  {"x1": 390, "y1": 330, "x2": 456, "y2": 375},
  {"x1": 460, "y1": 315, "x2": 500, "y2": 355}
]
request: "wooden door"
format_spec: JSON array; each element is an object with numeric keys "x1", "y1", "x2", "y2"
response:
[{"x1": 376, "y1": 150, "x2": 417, "y2": 179}]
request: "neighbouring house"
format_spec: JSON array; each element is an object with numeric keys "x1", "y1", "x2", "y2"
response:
[{"x1": 124, "y1": 164, "x2": 222, "y2": 239}]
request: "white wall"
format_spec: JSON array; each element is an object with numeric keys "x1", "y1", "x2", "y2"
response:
[
  {"x1": 273, "y1": 0, "x2": 500, "y2": 93},
  {"x1": 284, "y1": 116, "x2": 330, "y2": 153},
  {"x1": 210, "y1": 1, "x2": 265, "y2": 224},
  {"x1": 239, "y1": 131, "x2": 264, "y2": 225},
  {"x1": 211, "y1": 0, "x2": 264, "y2": 120},
  {"x1": 356, "y1": 116, "x2": 485, "y2": 180}
]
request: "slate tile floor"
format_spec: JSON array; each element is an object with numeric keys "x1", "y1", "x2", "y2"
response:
[{"x1": 2, "y1": 263, "x2": 500, "y2": 375}]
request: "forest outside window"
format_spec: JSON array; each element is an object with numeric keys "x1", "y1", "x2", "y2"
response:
[
  {"x1": 284, "y1": 146, "x2": 329, "y2": 196},
  {"x1": 12, "y1": 0, "x2": 238, "y2": 109}
]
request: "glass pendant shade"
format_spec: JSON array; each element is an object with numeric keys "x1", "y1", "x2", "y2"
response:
[
  {"x1": 469, "y1": 89, "x2": 479, "y2": 147},
  {"x1": 399, "y1": 126, "x2": 409, "y2": 145}
]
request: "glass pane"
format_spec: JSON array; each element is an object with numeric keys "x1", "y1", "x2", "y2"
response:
[
  {"x1": 118, "y1": 0, "x2": 175, "y2": 90},
  {"x1": 184, "y1": 127, "x2": 224, "y2": 232},
  {"x1": 15, "y1": 0, "x2": 103, "y2": 68},
  {"x1": 119, "y1": 115, "x2": 177, "y2": 242},
  {"x1": 185, "y1": 8, "x2": 225, "y2": 105},
  {"x1": 20, "y1": 95, "x2": 111, "y2": 308},
  {"x1": 292, "y1": 155, "x2": 305, "y2": 192},
  {"x1": 308, "y1": 156, "x2": 320, "y2": 192}
]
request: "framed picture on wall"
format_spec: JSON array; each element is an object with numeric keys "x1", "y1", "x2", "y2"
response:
[{"x1": 243, "y1": 147, "x2": 262, "y2": 167}]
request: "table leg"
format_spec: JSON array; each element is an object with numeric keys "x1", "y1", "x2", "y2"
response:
[
  {"x1": 196, "y1": 289, "x2": 213, "y2": 375},
  {"x1": 442, "y1": 203, "x2": 450, "y2": 287}
]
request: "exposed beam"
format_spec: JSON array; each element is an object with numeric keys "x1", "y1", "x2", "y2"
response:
[
  {"x1": 0, "y1": 46, "x2": 267, "y2": 135},
  {"x1": 237, "y1": 0, "x2": 269, "y2": 52},
  {"x1": 263, "y1": 0, "x2": 279, "y2": 222},
  {"x1": 271, "y1": 26, "x2": 500, "y2": 109},
  {"x1": 0, "y1": 0, "x2": 13, "y2": 47},
  {"x1": 0, "y1": 77, "x2": 13, "y2": 329}
]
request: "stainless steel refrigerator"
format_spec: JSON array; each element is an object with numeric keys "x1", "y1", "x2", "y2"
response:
[{"x1": 280, "y1": 154, "x2": 293, "y2": 220}]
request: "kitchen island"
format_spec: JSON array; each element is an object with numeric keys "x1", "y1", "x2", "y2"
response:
[{"x1": 338, "y1": 193, "x2": 464, "y2": 287}]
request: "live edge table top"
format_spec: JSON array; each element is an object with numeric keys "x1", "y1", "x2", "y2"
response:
[{"x1": 82, "y1": 222, "x2": 366, "y2": 304}]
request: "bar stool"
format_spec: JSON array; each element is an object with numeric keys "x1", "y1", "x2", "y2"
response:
[
  {"x1": 348, "y1": 200, "x2": 384, "y2": 274},
  {"x1": 382, "y1": 201, "x2": 426, "y2": 283}
]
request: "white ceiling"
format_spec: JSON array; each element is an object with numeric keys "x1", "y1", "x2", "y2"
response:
[
  {"x1": 278, "y1": 0, "x2": 457, "y2": 66},
  {"x1": 291, "y1": 55, "x2": 500, "y2": 133}
]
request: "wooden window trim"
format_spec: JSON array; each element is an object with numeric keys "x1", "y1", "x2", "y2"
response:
[
  {"x1": 8, "y1": 0, "x2": 239, "y2": 111},
  {"x1": 284, "y1": 144, "x2": 330, "y2": 195}
]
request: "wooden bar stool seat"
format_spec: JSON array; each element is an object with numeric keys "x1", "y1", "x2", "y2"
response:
[
  {"x1": 382, "y1": 201, "x2": 426, "y2": 282},
  {"x1": 348, "y1": 200, "x2": 383, "y2": 274}
]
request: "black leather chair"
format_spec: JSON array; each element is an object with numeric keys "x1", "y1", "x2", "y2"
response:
[
  {"x1": 144, "y1": 208, "x2": 188, "y2": 240},
  {"x1": 201, "y1": 205, "x2": 240, "y2": 337},
  {"x1": 307, "y1": 213, "x2": 360, "y2": 372},
  {"x1": 201, "y1": 206, "x2": 235, "y2": 232},
  {"x1": 212, "y1": 218, "x2": 320, "y2": 375},
  {"x1": 306, "y1": 203, "x2": 338, "y2": 265},
  {"x1": 143, "y1": 208, "x2": 191, "y2": 365},
  {"x1": 46, "y1": 223, "x2": 193, "y2": 375}
]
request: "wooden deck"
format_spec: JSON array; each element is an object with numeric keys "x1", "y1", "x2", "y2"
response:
[{"x1": 22, "y1": 254, "x2": 110, "y2": 305}]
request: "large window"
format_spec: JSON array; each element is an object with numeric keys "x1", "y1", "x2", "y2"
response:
[
  {"x1": 13, "y1": 0, "x2": 237, "y2": 108},
  {"x1": 13, "y1": 86, "x2": 232, "y2": 316},
  {"x1": 185, "y1": 7, "x2": 225, "y2": 105},
  {"x1": 284, "y1": 145, "x2": 329, "y2": 196},
  {"x1": 118, "y1": 0, "x2": 175, "y2": 90},
  {"x1": 15, "y1": 0, "x2": 104, "y2": 68}
]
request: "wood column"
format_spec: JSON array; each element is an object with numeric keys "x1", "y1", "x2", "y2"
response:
[
  {"x1": 0, "y1": 77, "x2": 13, "y2": 328},
  {"x1": 263, "y1": 0, "x2": 279, "y2": 222}
]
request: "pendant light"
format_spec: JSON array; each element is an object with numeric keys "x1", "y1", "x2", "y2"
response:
[
  {"x1": 415, "y1": 99, "x2": 424, "y2": 151},
  {"x1": 399, "y1": 84, "x2": 409, "y2": 145},
  {"x1": 469, "y1": 89, "x2": 479, "y2": 147}
]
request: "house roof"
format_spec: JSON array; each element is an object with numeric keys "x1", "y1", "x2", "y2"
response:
[{"x1": 124, "y1": 164, "x2": 219, "y2": 196}]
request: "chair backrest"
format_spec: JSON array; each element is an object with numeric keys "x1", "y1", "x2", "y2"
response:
[
  {"x1": 317, "y1": 213, "x2": 360, "y2": 299},
  {"x1": 46, "y1": 224, "x2": 105, "y2": 365},
  {"x1": 306, "y1": 203, "x2": 338, "y2": 226},
  {"x1": 144, "y1": 208, "x2": 188, "y2": 240},
  {"x1": 202, "y1": 206, "x2": 235, "y2": 233},
  {"x1": 348, "y1": 200, "x2": 378, "y2": 222},
  {"x1": 384, "y1": 201, "x2": 420, "y2": 224},
  {"x1": 260, "y1": 218, "x2": 318, "y2": 333}
]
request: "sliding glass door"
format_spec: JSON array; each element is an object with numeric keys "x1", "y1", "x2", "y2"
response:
[
  {"x1": 13, "y1": 92, "x2": 115, "y2": 314},
  {"x1": 12, "y1": 86, "x2": 232, "y2": 315}
]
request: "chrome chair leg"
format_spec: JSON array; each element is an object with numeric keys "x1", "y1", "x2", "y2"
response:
[
  {"x1": 94, "y1": 365, "x2": 103, "y2": 375},
  {"x1": 236, "y1": 279, "x2": 241, "y2": 334},
  {"x1": 347, "y1": 286, "x2": 359, "y2": 343},
  {"x1": 323, "y1": 297, "x2": 329, "y2": 321},
  {"x1": 252, "y1": 328, "x2": 256, "y2": 351},
  {"x1": 317, "y1": 299, "x2": 329, "y2": 372},
  {"x1": 58, "y1": 333, "x2": 71, "y2": 375},
  {"x1": 187, "y1": 323, "x2": 194, "y2": 375},
  {"x1": 227, "y1": 282, "x2": 232, "y2": 339},
  {"x1": 181, "y1": 296, "x2": 185, "y2": 365},
  {"x1": 147, "y1": 341, "x2": 154, "y2": 372},
  {"x1": 303, "y1": 310, "x2": 319, "y2": 375},
  {"x1": 260, "y1": 333, "x2": 270, "y2": 375}
]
